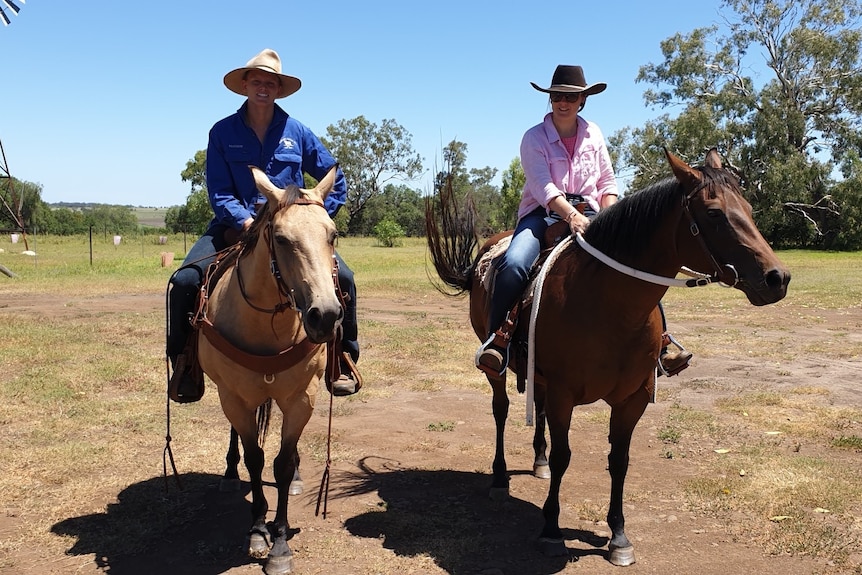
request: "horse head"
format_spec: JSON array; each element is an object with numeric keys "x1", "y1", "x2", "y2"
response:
[
  {"x1": 249, "y1": 165, "x2": 344, "y2": 343},
  {"x1": 666, "y1": 148, "x2": 790, "y2": 306}
]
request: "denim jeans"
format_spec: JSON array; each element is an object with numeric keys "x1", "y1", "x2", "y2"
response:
[
  {"x1": 166, "y1": 225, "x2": 359, "y2": 365},
  {"x1": 487, "y1": 207, "x2": 548, "y2": 336},
  {"x1": 166, "y1": 225, "x2": 228, "y2": 360}
]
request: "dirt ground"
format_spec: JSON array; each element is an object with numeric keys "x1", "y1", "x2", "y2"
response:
[{"x1": 1, "y1": 291, "x2": 861, "y2": 575}]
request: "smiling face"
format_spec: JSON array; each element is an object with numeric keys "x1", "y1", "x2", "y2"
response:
[
  {"x1": 550, "y1": 91, "x2": 586, "y2": 119},
  {"x1": 242, "y1": 69, "x2": 282, "y2": 107}
]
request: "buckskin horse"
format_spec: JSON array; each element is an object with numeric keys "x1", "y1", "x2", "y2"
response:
[
  {"x1": 195, "y1": 165, "x2": 343, "y2": 575},
  {"x1": 425, "y1": 148, "x2": 790, "y2": 565}
]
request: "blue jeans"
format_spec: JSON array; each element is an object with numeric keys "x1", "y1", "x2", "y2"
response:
[
  {"x1": 167, "y1": 225, "x2": 359, "y2": 365},
  {"x1": 487, "y1": 207, "x2": 548, "y2": 336}
]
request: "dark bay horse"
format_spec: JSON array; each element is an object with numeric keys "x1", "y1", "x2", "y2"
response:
[
  {"x1": 425, "y1": 149, "x2": 790, "y2": 565},
  {"x1": 196, "y1": 165, "x2": 343, "y2": 575}
]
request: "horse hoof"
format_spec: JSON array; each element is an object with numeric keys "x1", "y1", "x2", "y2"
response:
[
  {"x1": 219, "y1": 477, "x2": 241, "y2": 492},
  {"x1": 538, "y1": 537, "x2": 567, "y2": 557},
  {"x1": 489, "y1": 487, "x2": 509, "y2": 502},
  {"x1": 264, "y1": 553, "x2": 294, "y2": 575},
  {"x1": 608, "y1": 544, "x2": 636, "y2": 566},
  {"x1": 248, "y1": 530, "x2": 271, "y2": 559},
  {"x1": 289, "y1": 479, "x2": 304, "y2": 496},
  {"x1": 533, "y1": 464, "x2": 551, "y2": 480}
]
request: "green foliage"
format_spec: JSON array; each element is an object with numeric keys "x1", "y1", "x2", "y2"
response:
[
  {"x1": 500, "y1": 158, "x2": 524, "y2": 230},
  {"x1": 0, "y1": 177, "x2": 45, "y2": 231},
  {"x1": 360, "y1": 183, "x2": 425, "y2": 237},
  {"x1": 322, "y1": 116, "x2": 424, "y2": 235},
  {"x1": 434, "y1": 140, "x2": 501, "y2": 237},
  {"x1": 615, "y1": 0, "x2": 862, "y2": 249},
  {"x1": 171, "y1": 151, "x2": 213, "y2": 234},
  {"x1": 372, "y1": 217, "x2": 405, "y2": 247}
]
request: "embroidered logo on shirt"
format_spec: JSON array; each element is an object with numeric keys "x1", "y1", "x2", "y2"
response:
[{"x1": 279, "y1": 137, "x2": 297, "y2": 150}]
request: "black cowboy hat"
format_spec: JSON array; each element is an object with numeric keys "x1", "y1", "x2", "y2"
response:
[{"x1": 530, "y1": 65, "x2": 606, "y2": 96}]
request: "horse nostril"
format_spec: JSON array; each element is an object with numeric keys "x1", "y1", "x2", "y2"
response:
[
  {"x1": 306, "y1": 307, "x2": 322, "y2": 327},
  {"x1": 766, "y1": 268, "x2": 790, "y2": 290}
]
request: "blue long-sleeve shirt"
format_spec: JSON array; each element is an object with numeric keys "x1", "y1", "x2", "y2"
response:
[{"x1": 205, "y1": 102, "x2": 347, "y2": 230}]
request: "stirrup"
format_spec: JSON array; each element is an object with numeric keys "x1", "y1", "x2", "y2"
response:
[
  {"x1": 658, "y1": 332, "x2": 692, "y2": 377},
  {"x1": 475, "y1": 334, "x2": 509, "y2": 376}
]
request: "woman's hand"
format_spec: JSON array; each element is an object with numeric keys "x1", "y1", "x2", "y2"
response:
[{"x1": 565, "y1": 210, "x2": 590, "y2": 235}]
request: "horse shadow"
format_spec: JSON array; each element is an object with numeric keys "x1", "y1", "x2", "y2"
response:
[
  {"x1": 51, "y1": 463, "x2": 611, "y2": 574},
  {"x1": 334, "y1": 456, "x2": 609, "y2": 574},
  {"x1": 51, "y1": 472, "x2": 260, "y2": 575}
]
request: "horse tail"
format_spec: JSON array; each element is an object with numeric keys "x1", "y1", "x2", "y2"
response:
[
  {"x1": 424, "y1": 176, "x2": 479, "y2": 296},
  {"x1": 256, "y1": 398, "x2": 272, "y2": 449}
]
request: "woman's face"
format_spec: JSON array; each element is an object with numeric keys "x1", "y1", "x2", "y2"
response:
[
  {"x1": 550, "y1": 92, "x2": 585, "y2": 119},
  {"x1": 243, "y1": 70, "x2": 281, "y2": 106}
]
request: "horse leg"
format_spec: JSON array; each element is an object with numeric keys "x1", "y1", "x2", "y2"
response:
[
  {"x1": 264, "y1": 400, "x2": 313, "y2": 575},
  {"x1": 532, "y1": 383, "x2": 550, "y2": 479},
  {"x1": 539, "y1": 396, "x2": 575, "y2": 557},
  {"x1": 220, "y1": 426, "x2": 242, "y2": 492},
  {"x1": 606, "y1": 389, "x2": 650, "y2": 567},
  {"x1": 487, "y1": 375, "x2": 510, "y2": 500},
  {"x1": 237, "y1": 428, "x2": 270, "y2": 560},
  {"x1": 289, "y1": 445, "x2": 303, "y2": 496}
]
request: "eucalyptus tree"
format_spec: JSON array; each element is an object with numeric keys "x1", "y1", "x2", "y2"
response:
[
  {"x1": 500, "y1": 158, "x2": 525, "y2": 230},
  {"x1": 614, "y1": 0, "x2": 862, "y2": 248},
  {"x1": 322, "y1": 116, "x2": 424, "y2": 235},
  {"x1": 433, "y1": 140, "x2": 500, "y2": 237}
]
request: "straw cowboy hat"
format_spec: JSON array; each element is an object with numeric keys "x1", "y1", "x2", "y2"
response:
[
  {"x1": 223, "y1": 48, "x2": 301, "y2": 99},
  {"x1": 530, "y1": 65, "x2": 606, "y2": 96}
]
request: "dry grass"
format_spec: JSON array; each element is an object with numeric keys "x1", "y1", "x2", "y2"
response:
[{"x1": 1, "y1": 237, "x2": 862, "y2": 572}]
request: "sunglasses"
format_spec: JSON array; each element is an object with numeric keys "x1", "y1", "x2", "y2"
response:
[{"x1": 550, "y1": 92, "x2": 584, "y2": 103}]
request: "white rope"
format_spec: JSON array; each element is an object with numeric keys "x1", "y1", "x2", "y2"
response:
[
  {"x1": 525, "y1": 235, "x2": 573, "y2": 426},
  {"x1": 574, "y1": 233, "x2": 714, "y2": 287}
]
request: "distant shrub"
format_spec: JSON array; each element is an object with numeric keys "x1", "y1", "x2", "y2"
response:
[{"x1": 373, "y1": 218, "x2": 404, "y2": 247}]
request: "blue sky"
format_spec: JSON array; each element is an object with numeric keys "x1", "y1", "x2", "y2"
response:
[{"x1": 0, "y1": 0, "x2": 729, "y2": 207}]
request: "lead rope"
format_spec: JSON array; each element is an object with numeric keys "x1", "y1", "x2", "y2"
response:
[
  {"x1": 315, "y1": 250, "x2": 343, "y2": 519},
  {"x1": 163, "y1": 277, "x2": 182, "y2": 491},
  {"x1": 315, "y1": 382, "x2": 334, "y2": 518}
]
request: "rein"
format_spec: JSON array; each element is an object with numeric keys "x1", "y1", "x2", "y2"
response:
[{"x1": 574, "y1": 233, "x2": 730, "y2": 288}]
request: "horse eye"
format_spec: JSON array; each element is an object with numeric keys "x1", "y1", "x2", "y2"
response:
[{"x1": 707, "y1": 208, "x2": 723, "y2": 218}]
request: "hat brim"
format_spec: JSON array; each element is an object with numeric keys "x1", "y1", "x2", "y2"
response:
[
  {"x1": 530, "y1": 81, "x2": 606, "y2": 97},
  {"x1": 224, "y1": 67, "x2": 302, "y2": 99}
]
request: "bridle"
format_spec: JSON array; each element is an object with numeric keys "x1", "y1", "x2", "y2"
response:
[
  {"x1": 679, "y1": 178, "x2": 740, "y2": 288},
  {"x1": 235, "y1": 196, "x2": 340, "y2": 316}
]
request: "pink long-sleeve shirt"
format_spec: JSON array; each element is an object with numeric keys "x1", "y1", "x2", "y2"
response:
[{"x1": 518, "y1": 113, "x2": 619, "y2": 220}]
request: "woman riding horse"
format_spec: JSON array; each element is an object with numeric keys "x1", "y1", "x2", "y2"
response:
[{"x1": 475, "y1": 64, "x2": 692, "y2": 378}]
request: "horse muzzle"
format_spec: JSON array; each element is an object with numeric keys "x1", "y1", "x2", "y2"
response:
[
  {"x1": 302, "y1": 300, "x2": 344, "y2": 344},
  {"x1": 740, "y1": 266, "x2": 791, "y2": 306}
]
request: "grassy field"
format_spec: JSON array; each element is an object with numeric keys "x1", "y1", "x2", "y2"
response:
[
  {"x1": 0, "y1": 235, "x2": 860, "y2": 573},
  {"x1": 131, "y1": 207, "x2": 170, "y2": 229}
]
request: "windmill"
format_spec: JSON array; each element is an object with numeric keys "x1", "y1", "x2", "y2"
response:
[
  {"x1": 0, "y1": 139, "x2": 28, "y2": 251},
  {"x1": 0, "y1": 0, "x2": 25, "y2": 27}
]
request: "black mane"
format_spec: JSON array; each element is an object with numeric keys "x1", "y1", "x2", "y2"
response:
[{"x1": 583, "y1": 176, "x2": 682, "y2": 260}]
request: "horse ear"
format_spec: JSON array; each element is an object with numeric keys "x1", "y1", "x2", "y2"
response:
[
  {"x1": 664, "y1": 147, "x2": 703, "y2": 190},
  {"x1": 704, "y1": 148, "x2": 723, "y2": 169},
  {"x1": 249, "y1": 166, "x2": 286, "y2": 204},
  {"x1": 311, "y1": 164, "x2": 339, "y2": 200}
]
